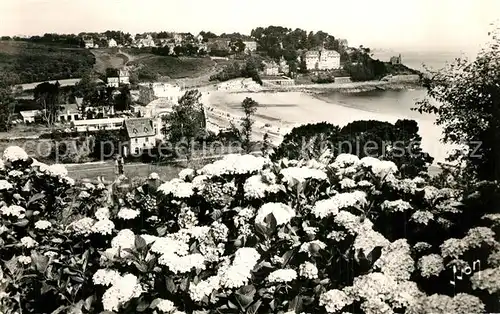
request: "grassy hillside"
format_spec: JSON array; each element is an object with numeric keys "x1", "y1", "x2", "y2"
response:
[{"x1": 0, "y1": 41, "x2": 95, "y2": 84}]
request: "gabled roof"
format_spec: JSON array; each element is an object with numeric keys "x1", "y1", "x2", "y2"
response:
[
  {"x1": 124, "y1": 118, "x2": 156, "y2": 138},
  {"x1": 20, "y1": 110, "x2": 42, "y2": 118}
]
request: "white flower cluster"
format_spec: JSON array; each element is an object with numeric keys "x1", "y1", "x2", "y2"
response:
[
  {"x1": 417, "y1": 254, "x2": 445, "y2": 278},
  {"x1": 3, "y1": 146, "x2": 29, "y2": 163},
  {"x1": 359, "y1": 157, "x2": 398, "y2": 179},
  {"x1": 280, "y1": 167, "x2": 328, "y2": 185},
  {"x1": 243, "y1": 174, "x2": 280, "y2": 199},
  {"x1": 91, "y1": 219, "x2": 115, "y2": 235},
  {"x1": 407, "y1": 293, "x2": 485, "y2": 314},
  {"x1": 343, "y1": 273, "x2": 401, "y2": 311},
  {"x1": 34, "y1": 220, "x2": 52, "y2": 230},
  {"x1": 101, "y1": 273, "x2": 143, "y2": 312},
  {"x1": 488, "y1": 249, "x2": 500, "y2": 267},
  {"x1": 483, "y1": 213, "x2": 500, "y2": 226},
  {"x1": 299, "y1": 262, "x2": 318, "y2": 279},
  {"x1": 374, "y1": 239, "x2": 414, "y2": 281},
  {"x1": 18, "y1": 255, "x2": 32, "y2": 265},
  {"x1": 470, "y1": 266, "x2": 500, "y2": 294},
  {"x1": 327, "y1": 230, "x2": 347, "y2": 242},
  {"x1": 178, "y1": 207, "x2": 198, "y2": 228},
  {"x1": 20, "y1": 236, "x2": 38, "y2": 248},
  {"x1": 95, "y1": 207, "x2": 110, "y2": 221},
  {"x1": 219, "y1": 247, "x2": 260, "y2": 289},
  {"x1": 1, "y1": 205, "x2": 26, "y2": 219},
  {"x1": 178, "y1": 168, "x2": 195, "y2": 181},
  {"x1": 410, "y1": 210, "x2": 434, "y2": 225},
  {"x1": 312, "y1": 191, "x2": 368, "y2": 218},
  {"x1": 440, "y1": 227, "x2": 497, "y2": 258},
  {"x1": 339, "y1": 178, "x2": 356, "y2": 190},
  {"x1": 331, "y1": 154, "x2": 360, "y2": 169},
  {"x1": 45, "y1": 164, "x2": 68, "y2": 178},
  {"x1": 158, "y1": 179, "x2": 194, "y2": 198},
  {"x1": 255, "y1": 202, "x2": 295, "y2": 226},
  {"x1": 93, "y1": 269, "x2": 121, "y2": 286},
  {"x1": 117, "y1": 207, "x2": 140, "y2": 220},
  {"x1": 0, "y1": 180, "x2": 13, "y2": 190},
  {"x1": 147, "y1": 234, "x2": 206, "y2": 274},
  {"x1": 413, "y1": 242, "x2": 432, "y2": 252},
  {"x1": 381, "y1": 199, "x2": 412, "y2": 212},
  {"x1": 319, "y1": 289, "x2": 354, "y2": 313},
  {"x1": 67, "y1": 217, "x2": 96, "y2": 236},
  {"x1": 354, "y1": 229, "x2": 390, "y2": 262},
  {"x1": 334, "y1": 210, "x2": 373, "y2": 235},
  {"x1": 192, "y1": 174, "x2": 208, "y2": 191},
  {"x1": 200, "y1": 154, "x2": 267, "y2": 177},
  {"x1": 299, "y1": 240, "x2": 326, "y2": 256},
  {"x1": 267, "y1": 269, "x2": 297, "y2": 283}
]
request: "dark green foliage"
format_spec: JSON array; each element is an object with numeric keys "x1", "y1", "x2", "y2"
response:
[
  {"x1": 210, "y1": 58, "x2": 263, "y2": 85},
  {"x1": 90, "y1": 129, "x2": 128, "y2": 161},
  {"x1": 273, "y1": 122, "x2": 343, "y2": 160},
  {"x1": 0, "y1": 41, "x2": 95, "y2": 83}
]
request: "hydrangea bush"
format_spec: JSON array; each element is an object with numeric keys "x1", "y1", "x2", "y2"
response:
[{"x1": 0, "y1": 147, "x2": 499, "y2": 313}]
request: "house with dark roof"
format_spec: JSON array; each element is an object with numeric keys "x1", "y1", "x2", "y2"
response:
[{"x1": 123, "y1": 118, "x2": 159, "y2": 156}]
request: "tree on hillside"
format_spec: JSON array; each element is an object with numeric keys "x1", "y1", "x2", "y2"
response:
[
  {"x1": 114, "y1": 85, "x2": 132, "y2": 112},
  {"x1": 0, "y1": 87, "x2": 16, "y2": 132},
  {"x1": 273, "y1": 122, "x2": 343, "y2": 160},
  {"x1": 239, "y1": 97, "x2": 259, "y2": 153},
  {"x1": 229, "y1": 39, "x2": 246, "y2": 53},
  {"x1": 162, "y1": 89, "x2": 206, "y2": 160},
  {"x1": 34, "y1": 81, "x2": 60, "y2": 127},
  {"x1": 414, "y1": 28, "x2": 500, "y2": 182},
  {"x1": 74, "y1": 71, "x2": 100, "y2": 114}
]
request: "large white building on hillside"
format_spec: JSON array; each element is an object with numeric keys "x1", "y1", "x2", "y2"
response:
[{"x1": 305, "y1": 49, "x2": 341, "y2": 70}]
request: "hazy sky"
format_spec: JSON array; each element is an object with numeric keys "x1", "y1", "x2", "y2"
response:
[{"x1": 1, "y1": 0, "x2": 499, "y2": 52}]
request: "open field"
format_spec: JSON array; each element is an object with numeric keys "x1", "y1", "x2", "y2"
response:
[
  {"x1": 90, "y1": 48, "x2": 130, "y2": 73},
  {"x1": 129, "y1": 55, "x2": 216, "y2": 80},
  {"x1": 0, "y1": 40, "x2": 95, "y2": 84}
]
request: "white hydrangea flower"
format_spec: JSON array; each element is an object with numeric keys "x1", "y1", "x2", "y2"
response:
[
  {"x1": 3, "y1": 146, "x2": 29, "y2": 163},
  {"x1": 381, "y1": 199, "x2": 412, "y2": 212},
  {"x1": 192, "y1": 175, "x2": 208, "y2": 191},
  {"x1": 357, "y1": 180, "x2": 373, "y2": 188},
  {"x1": 219, "y1": 248, "x2": 260, "y2": 289},
  {"x1": 255, "y1": 202, "x2": 295, "y2": 226},
  {"x1": 20, "y1": 236, "x2": 38, "y2": 248},
  {"x1": 67, "y1": 217, "x2": 96, "y2": 236},
  {"x1": 111, "y1": 229, "x2": 136, "y2": 252},
  {"x1": 488, "y1": 250, "x2": 500, "y2": 267},
  {"x1": 470, "y1": 266, "x2": 500, "y2": 294},
  {"x1": 18, "y1": 255, "x2": 32, "y2": 265},
  {"x1": 299, "y1": 262, "x2": 318, "y2": 279},
  {"x1": 34, "y1": 220, "x2": 52, "y2": 230},
  {"x1": 200, "y1": 154, "x2": 267, "y2": 177},
  {"x1": 158, "y1": 179, "x2": 194, "y2": 198},
  {"x1": 334, "y1": 210, "x2": 374, "y2": 234},
  {"x1": 339, "y1": 178, "x2": 356, "y2": 189},
  {"x1": 95, "y1": 207, "x2": 110, "y2": 221},
  {"x1": 360, "y1": 157, "x2": 398, "y2": 179},
  {"x1": 373, "y1": 239, "x2": 414, "y2": 280},
  {"x1": 482, "y1": 213, "x2": 500, "y2": 226},
  {"x1": 93, "y1": 269, "x2": 121, "y2": 286},
  {"x1": 332, "y1": 154, "x2": 360, "y2": 169},
  {"x1": 354, "y1": 229, "x2": 390, "y2": 262},
  {"x1": 267, "y1": 269, "x2": 297, "y2": 283},
  {"x1": 464, "y1": 227, "x2": 497, "y2": 248},
  {"x1": 178, "y1": 168, "x2": 195, "y2": 181},
  {"x1": 1, "y1": 205, "x2": 26, "y2": 218},
  {"x1": 410, "y1": 210, "x2": 434, "y2": 225},
  {"x1": 327, "y1": 230, "x2": 347, "y2": 241},
  {"x1": 154, "y1": 299, "x2": 176, "y2": 313},
  {"x1": 299, "y1": 240, "x2": 327, "y2": 256},
  {"x1": 117, "y1": 208, "x2": 140, "y2": 220},
  {"x1": 189, "y1": 276, "x2": 221, "y2": 302},
  {"x1": 407, "y1": 293, "x2": 485, "y2": 314},
  {"x1": 45, "y1": 164, "x2": 68, "y2": 178},
  {"x1": 91, "y1": 219, "x2": 115, "y2": 235},
  {"x1": 78, "y1": 191, "x2": 91, "y2": 199},
  {"x1": 101, "y1": 274, "x2": 143, "y2": 312},
  {"x1": 345, "y1": 272, "x2": 399, "y2": 304},
  {"x1": 418, "y1": 254, "x2": 445, "y2": 278},
  {"x1": 312, "y1": 191, "x2": 368, "y2": 219},
  {"x1": 148, "y1": 172, "x2": 160, "y2": 180},
  {"x1": 8, "y1": 170, "x2": 23, "y2": 177},
  {"x1": 319, "y1": 289, "x2": 353, "y2": 313},
  {"x1": 413, "y1": 242, "x2": 432, "y2": 252},
  {"x1": 280, "y1": 167, "x2": 328, "y2": 185},
  {"x1": 0, "y1": 180, "x2": 13, "y2": 190},
  {"x1": 244, "y1": 174, "x2": 280, "y2": 199}
]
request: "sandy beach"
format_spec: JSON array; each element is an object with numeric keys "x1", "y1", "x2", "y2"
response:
[{"x1": 206, "y1": 90, "x2": 455, "y2": 164}]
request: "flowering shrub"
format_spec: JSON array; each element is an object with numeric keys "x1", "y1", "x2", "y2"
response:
[{"x1": 0, "y1": 147, "x2": 499, "y2": 313}]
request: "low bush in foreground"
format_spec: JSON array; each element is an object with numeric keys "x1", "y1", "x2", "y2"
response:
[{"x1": 0, "y1": 146, "x2": 498, "y2": 313}]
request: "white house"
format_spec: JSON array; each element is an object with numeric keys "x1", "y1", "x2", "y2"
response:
[
  {"x1": 304, "y1": 49, "x2": 341, "y2": 70},
  {"x1": 108, "y1": 38, "x2": 118, "y2": 48},
  {"x1": 123, "y1": 118, "x2": 158, "y2": 156},
  {"x1": 107, "y1": 77, "x2": 120, "y2": 88},
  {"x1": 57, "y1": 103, "x2": 81, "y2": 122},
  {"x1": 242, "y1": 40, "x2": 257, "y2": 52},
  {"x1": 118, "y1": 70, "x2": 130, "y2": 85},
  {"x1": 20, "y1": 110, "x2": 42, "y2": 123},
  {"x1": 72, "y1": 118, "x2": 125, "y2": 133}
]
